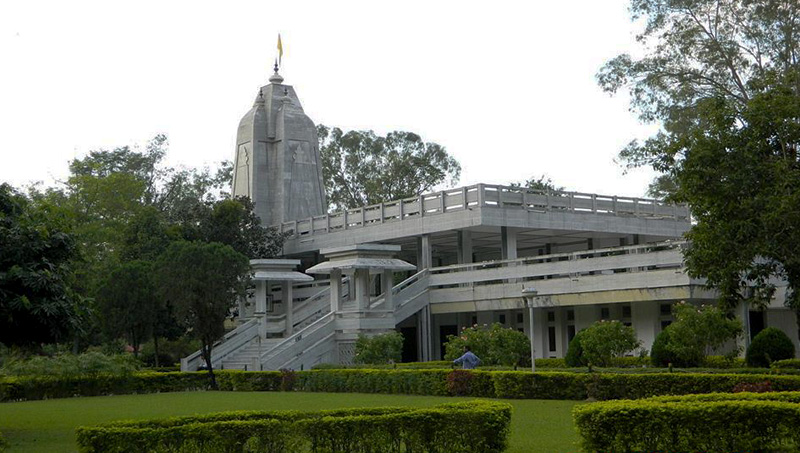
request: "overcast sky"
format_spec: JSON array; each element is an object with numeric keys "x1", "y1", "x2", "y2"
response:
[{"x1": 0, "y1": 0, "x2": 661, "y2": 198}]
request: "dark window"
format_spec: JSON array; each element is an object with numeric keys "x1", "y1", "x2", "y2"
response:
[
  {"x1": 547, "y1": 311, "x2": 555, "y2": 323},
  {"x1": 518, "y1": 328, "x2": 525, "y2": 333},
  {"x1": 548, "y1": 326, "x2": 557, "y2": 352},
  {"x1": 624, "y1": 322, "x2": 632, "y2": 327},
  {"x1": 516, "y1": 313, "x2": 524, "y2": 324},
  {"x1": 567, "y1": 309, "x2": 575, "y2": 321},
  {"x1": 471, "y1": 315, "x2": 478, "y2": 326},
  {"x1": 499, "y1": 314, "x2": 506, "y2": 324},
  {"x1": 660, "y1": 304, "x2": 672, "y2": 316},
  {"x1": 749, "y1": 311, "x2": 765, "y2": 339},
  {"x1": 567, "y1": 325, "x2": 576, "y2": 342},
  {"x1": 622, "y1": 305, "x2": 632, "y2": 318},
  {"x1": 661, "y1": 320, "x2": 672, "y2": 329},
  {"x1": 601, "y1": 307, "x2": 610, "y2": 319}
]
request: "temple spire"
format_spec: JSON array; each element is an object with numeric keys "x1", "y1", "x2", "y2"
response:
[{"x1": 269, "y1": 58, "x2": 284, "y2": 84}]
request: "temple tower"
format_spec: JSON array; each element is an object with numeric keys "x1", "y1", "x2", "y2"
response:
[{"x1": 232, "y1": 64, "x2": 327, "y2": 226}]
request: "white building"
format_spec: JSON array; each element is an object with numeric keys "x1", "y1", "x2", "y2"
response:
[{"x1": 182, "y1": 67, "x2": 799, "y2": 372}]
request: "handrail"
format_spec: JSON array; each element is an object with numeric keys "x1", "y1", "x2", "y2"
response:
[
  {"x1": 260, "y1": 312, "x2": 335, "y2": 363},
  {"x1": 277, "y1": 183, "x2": 691, "y2": 238},
  {"x1": 181, "y1": 318, "x2": 259, "y2": 371},
  {"x1": 430, "y1": 240, "x2": 686, "y2": 275}
]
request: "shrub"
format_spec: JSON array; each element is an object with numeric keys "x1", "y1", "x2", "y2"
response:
[
  {"x1": 772, "y1": 358, "x2": 800, "y2": 370},
  {"x1": 665, "y1": 302, "x2": 742, "y2": 367},
  {"x1": 746, "y1": 327, "x2": 796, "y2": 368},
  {"x1": 0, "y1": 352, "x2": 141, "y2": 378},
  {"x1": 446, "y1": 369, "x2": 474, "y2": 396},
  {"x1": 75, "y1": 400, "x2": 513, "y2": 453},
  {"x1": 579, "y1": 321, "x2": 640, "y2": 367},
  {"x1": 139, "y1": 337, "x2": 201, "y2": 368},
  {"x1": 354, "y1": 332, "x2": 403, "y2": 365},
  {"x1": 565, "y1": 330, "x2": 587, "y2": 367},
  {"x1": 650, "y1": 327, "x2": 676, "y2": 367},
  {"x1": 733, "y1": 380, "x2": 773, "y2": 393},
  {"x1": 573, "y1": 392, "x2": 800, "y2": 452},
  {"x1": 444, "y1": 323, "x2": 530, "y2": 367}
]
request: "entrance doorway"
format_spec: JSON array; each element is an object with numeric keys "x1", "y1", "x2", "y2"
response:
[
  {"x1": 400, "y1": 327, "x2": 418, "y2": 363},
  {"x1": 439, "y1": 325, "x2": 458, "y2": 359}
]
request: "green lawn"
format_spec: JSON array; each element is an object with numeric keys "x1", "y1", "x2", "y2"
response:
[{"x1": 0, "y1": 391, "x2": 582, "y2": 452}]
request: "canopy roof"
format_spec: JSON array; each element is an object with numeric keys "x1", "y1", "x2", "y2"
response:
[
  {"x1": 252, "y1": 271, "x2": 314, "y2": 282},
  {"x1": 306, "y1": 257, "x2": 416, "y2": 275}
]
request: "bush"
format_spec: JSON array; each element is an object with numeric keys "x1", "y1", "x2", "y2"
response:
[
  {"x1": 565, "y1": 330, "x2": 587, "y2": 367},
  {"x1": 746, "y1": 327, "x2": 796, "y2": 367},
  {"x1": 9, "y1": 368, "x2": 800, "y2": 403},
  {"x1": 665, "y1": 302, "x2": 742, "y2": 367},
  {"x1": 573, "y1": 392, "x2": 800, "y2": 452},
  {"x1": 579, "y1": 321, "x2": 640, "y2": 367},
  {"x1": 353, "y1": 332, "x2": 403, "y2": 365},
  {"x1": 139, "y1": 337, "x2": 201, "y2": 368},
  {"x1": 650, "y1": 327, "x2": 676, "y2": 367},
  {"x1": 772, "y1": 358, "x2": 800, "y2": 370},
  {"x1": 0, "y1": 352, "x2": 141, "y2": 378},
  {"x1": 444, "y1": 323, "x2": 530, "y2": 367},
  {"x1": 75, "y1": 400, "x2": 513, "y2": 453}
]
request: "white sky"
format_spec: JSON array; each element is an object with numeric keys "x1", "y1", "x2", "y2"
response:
[{"x1": 0, "y1": 0, "x2": 660, "y2": 198}]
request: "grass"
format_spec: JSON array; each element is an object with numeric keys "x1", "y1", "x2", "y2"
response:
[{"x1": 0, "y1": 391, "x2": 582, "y2": 452}]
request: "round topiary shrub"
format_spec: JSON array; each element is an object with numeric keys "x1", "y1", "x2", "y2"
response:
[
  {"x1": 565, "y1": 330, "x2": 587, "y2": 367},
  {"x1": 746, "y1": 327, "x2": 795, "y2": 368},
  {"x1": 650, "y1": 327, "x2": 676, "y2": 367}
]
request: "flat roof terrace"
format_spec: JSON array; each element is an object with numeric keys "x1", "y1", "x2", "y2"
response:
[{"x1": 279, "y1": 183, "x2": 692, "y2": 255}]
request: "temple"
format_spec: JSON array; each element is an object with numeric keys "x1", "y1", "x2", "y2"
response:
[{"x1": 182, "y1": 65, "x2": 799, "y2": 372}]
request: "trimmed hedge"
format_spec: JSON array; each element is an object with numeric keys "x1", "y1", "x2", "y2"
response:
[
  {"x1": 0, "y1": 429, "x2": 6, "y2": 452},
  {"x1": 746, "y1": 327, "x2": 796, "y2": 367},
  {"x1": 6, "y1": 369, "x2": 800, "y2": 402},
  {"x1": 574, "y1": 392, "x2": 800, "y2": 452},
  {"x1": 75, "y1": 400, "x2": 512, "y2": 453},
  {"x1": 773, "y1": 358, "x2": 800, "y2": 370}
]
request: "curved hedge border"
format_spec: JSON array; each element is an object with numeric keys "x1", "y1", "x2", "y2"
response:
[
  {"x1": 75, "y1": 400, "x2": 512, "y2": 453},
  {"x1": 3, "y1": 369, "x2": 800, "y2": 402},
  {"x1": 574, "y1": 392, "x2": 800, "y2": 452}
]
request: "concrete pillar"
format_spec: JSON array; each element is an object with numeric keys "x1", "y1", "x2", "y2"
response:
[
  {"x1": 456, "y1": 230, "x2": 473, "y2": 264},
  {"x1": 501, "y1": 227, "x2": 518, "y2": 260},
  {"x1": 417, "y1": 234, "x2": 433, "y2": 270},
  {"x1": 382, "y1": 269, "x2": 394, "y2": 310},
  {"x1": 355, "y1": 268, "x2": 370, "y2": 309},
  {"x1": 330, "y1": 269, "x2": 342, "y2": 313},
  {"x1": 632, "y1": 301, "x2": 659, "y2": 352},
  {"x1": 283, "y1": 282, "x2": 294, "y2": 336},
  {"x1": 554, "y1": 308, "x2": 565, "y2": 357},
  {"x1": 417, "y1": 305, "x2": 432, "y2": 361},
  {"x1": 255, "y1": 280, "x2": 267, "y2": 315}
]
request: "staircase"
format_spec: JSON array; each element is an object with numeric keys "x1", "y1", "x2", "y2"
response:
[{"x1": 181, "y1": 270, "x2": 432, "y2": 371}]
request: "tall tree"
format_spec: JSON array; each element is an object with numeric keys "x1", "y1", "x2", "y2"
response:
[
  {"x1": 0, "y1": 184, "x2": 79, "y2": 346},
  {"x1": 598, "y1": 1, "x2": 800, "y2": 319},
  {"x1": 96, "y1": 261, "x2": 159, "y2": 357},
  {"x1": 154, "y1": 241, "x2": 249, "y2": 387},
  {"x1": 318, "y1": 125, "x2": 461, "y2": 210},
  {"x1": 598, "y1": 0, "x2": 800, "y2": 176}
]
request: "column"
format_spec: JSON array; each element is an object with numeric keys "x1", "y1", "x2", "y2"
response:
[
  {"x1": 330, "y1": 269, "x2": 342, "y2": 313},
  {"x1": 632, "y1": 301, "x2": 659, "y2": 351},
  {"x1": 382, "y1": 269, "x2": 394, "y2": 310},
  {"x1": 417, "y1": 234, "x2": 433, "y2": 270},
  {"x1": 283, "y1": 282, "x2": 294, "y2": 336},
  {"x1": 355, "y1": 268, "x2": 370, "y2": 309},
  {"x1": 456, "y1": 230, "x2": 473, "y2": 264},
  {"x1": 501, "y1": 227, "x2": 518, "y2": 260}
]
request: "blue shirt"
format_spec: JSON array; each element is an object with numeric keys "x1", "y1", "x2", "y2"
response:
[{"x1": 453, "y1": 351, "x2": 481, "y2": 369}]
